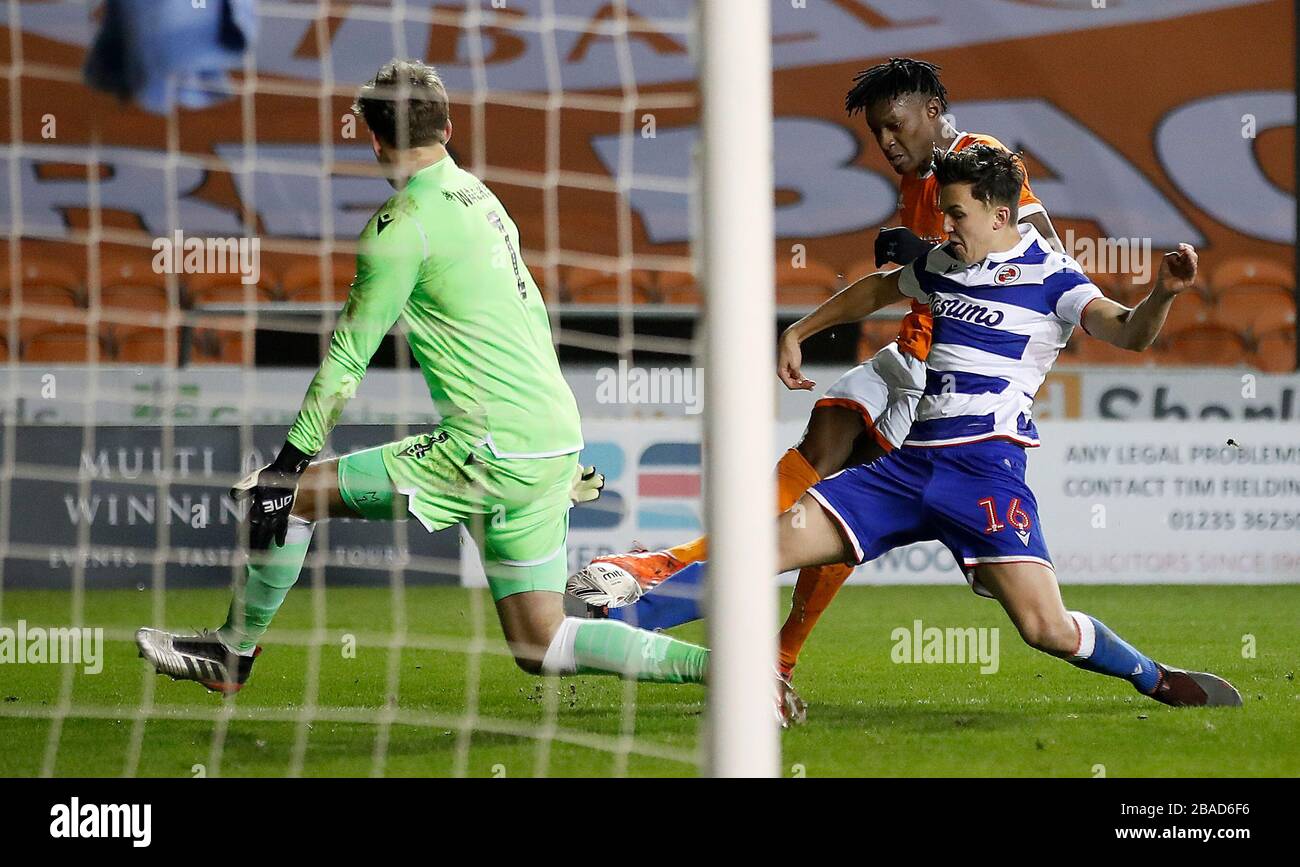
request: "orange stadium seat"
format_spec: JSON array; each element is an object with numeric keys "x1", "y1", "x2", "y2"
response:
[
  {"x1": 654, "y1": 269, "x2": 699, "y2": 305},
  {"x1": 562, "y1": 266, "x2": 656, "y2": 305},
  {"x1": 1212, "y1": 290, "x2": 1295, "y2": 339},
  {"x1": 0, "y1": 257, "x2": 84, "y2": 309},
  {"x1": 1252, "y1": 326, "x2": 1296, "y2": 373},
  {"x1": 112, "y1": 325, "x2": 178, "y2": 364},
  {"x1": 280, "y1": 255, "x2": 356, "y2": 305},
  {"x1": 1096, "y1": 274, "x2": 1149, "y2": 307},
  {"x1": 94, "y1": 252, "x2": 178, "y2": 322},
  {"x1": 523, "y1": 263, "x2": 559, "y2": 302},
  {"x1": 1159, "y1": 323, "x2": 1250, "y2": 366},
  {"x1": 1209, "y1": 257, "x2": 1294, "y2": 295},
  {"x1": 190, "y1": 325, "x2": 250, "y2": 365},
  {"x1": 1070, "y1": 336, "x2": 1150, "y2": 366},
  {"x1": 856, "y1": 318, "x2": 900, "y2": 362},
  {"x1": 20, "y1": 321, "x2": 108, "y2": 363},
  {"x1": 185, "y1": 268, "x2": 282, "y2": 307},
  {"x1": 844, "y1": 256, "x2": 880, "y2": 284},
  {"x1": 1083, "y1": 269, "x2": 1121, "y2": 294},
  {"x1": 1159, "y1": 290, "x2": 1215, "y2": 333},
  {"x1": 776, "y1": 259, "x2": 840, "y2": 307}
]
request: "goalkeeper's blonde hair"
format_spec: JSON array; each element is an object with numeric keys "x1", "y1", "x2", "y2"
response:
[{"x1": 353, "y1": 59, "x2": 450, "y2": 148}]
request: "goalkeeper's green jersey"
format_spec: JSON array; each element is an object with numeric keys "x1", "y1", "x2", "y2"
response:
[{"x1": 285, "y1": 154, "x2": 583, "y2": 459}]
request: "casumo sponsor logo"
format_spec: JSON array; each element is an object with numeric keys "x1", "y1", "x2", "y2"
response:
[
  {"x1": 929, "y1": 298, "x2": 1006, "y2": 327},
  {"x1": 50, "y1": 798, "x2": 151, "y2": 847}
]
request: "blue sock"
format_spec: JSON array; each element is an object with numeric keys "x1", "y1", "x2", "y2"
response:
[
  {"x1": 1066, "y1": 611, "x2": 1161, "y2": 694},
  {"x1": 608, "y1": 561, "x2": 707, "y2": 630}
]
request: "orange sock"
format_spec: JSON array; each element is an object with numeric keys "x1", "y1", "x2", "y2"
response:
[
  {"x1": 666, "y1": 535, "x2": 709, "y2": 565},
  {"x1": 774, "y1": 447, "x2": 820, "y2": 512},
  {"x1": 667, "y1": 449, "x2": 822, "y2": 565},
  {"x1": 778, "y1": 561, "x2": 854, "y2": 675},
  {"x1": 774, "y1": 447, "x2": 850, "y2": 673}
]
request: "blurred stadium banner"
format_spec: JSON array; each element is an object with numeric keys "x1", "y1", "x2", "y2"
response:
[
  {"x1": 4, "y1": 366, "x2": 1300, "y2": 425},
  {"x1": 0, "y1": 0, "x2": 1290, "y2": 279},
  {"x1": 6, "y1": 416, "x2": 1299, "y2": 587}
]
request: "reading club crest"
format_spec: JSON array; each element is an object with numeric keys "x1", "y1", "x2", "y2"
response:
[{"x1": 994, "y1": 264, "x2": 1021, "y2": 285}]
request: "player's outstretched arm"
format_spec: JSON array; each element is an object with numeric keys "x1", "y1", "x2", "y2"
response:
[
  {"x1": 777, "y1": 268, "x2": 905, "y2": 390},
  {"x1": 1082, "y1": 243, "x2": 1198, "y2": 352},
  {"x1": 285, "y1": 211, "x2": 425, "y2": 455},
  {"x1": 237, "y1": 212, "x2": 424, "y2": 548}
]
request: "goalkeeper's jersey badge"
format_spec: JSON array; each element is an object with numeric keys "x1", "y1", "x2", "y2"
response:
[{"x1": 399, "y1": 431, "x2": 448, "y2": 459}]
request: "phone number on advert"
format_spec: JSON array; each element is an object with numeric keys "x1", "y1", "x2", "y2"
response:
[{"x1": 1169, "y1": 511, "x2": 1300, "y2": 530}]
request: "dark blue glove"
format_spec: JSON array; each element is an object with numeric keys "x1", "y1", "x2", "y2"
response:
[{"x1": 874, "y1": 226, "x2": 932, "y2": 268}]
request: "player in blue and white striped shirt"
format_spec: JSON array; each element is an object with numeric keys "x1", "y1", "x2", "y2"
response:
[{"x1": 776, "y1": 145, "x2": 1240, "y2": 708}]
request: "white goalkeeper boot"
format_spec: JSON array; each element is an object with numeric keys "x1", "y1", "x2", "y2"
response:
[{"x1": 136, "y1": 628, "x2": 260, "y2": 696}]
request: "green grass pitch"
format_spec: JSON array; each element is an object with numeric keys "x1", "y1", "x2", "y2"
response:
[{"x1": 1, "y1": 584, "x2": 1296, "y2": 777}]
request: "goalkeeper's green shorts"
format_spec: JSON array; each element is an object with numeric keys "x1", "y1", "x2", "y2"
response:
[{"x1": 335, "y1": 429, "x2": 576, "y2": 602}]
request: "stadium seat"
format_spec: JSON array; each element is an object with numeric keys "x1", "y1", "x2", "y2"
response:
[
  {"x1": 0, "y1": 334, "x2": 8, "y2": 362},
  {"x1": 844, "y1": 256, "x2": 880, "y2": 283},
  {"x1": 1070, "y1": 336, "x2": 1150, "y2": 366},
  {"x1": 0, "y1": 257, "x2": 84, "y2": 310},
  {"x1": 562, "y1": 266, "x2": 656, "y2": 305},
  {"x1": 776, "y1": 258, "x2": 839, "y2": 307},
  {"x1": 1083, "y1": 271, "x2": 1140, "y2": 307},
  {"x1": 1159, "y1": 323, "x2": 1250, "y2": 366},
  {"x1": 654, "y1": 269, "x2": 700, "y2": 305},
  {"x1": 185, "y1": 267, "x2": 283, "y2": 307},
  {"x1": 1209, "y1": 256, "x2": 1294, "y2": 295},
  {"x1": 1158, "y1": 290, "x2": 1215, "y2": 334},
  {"x1": 190, "y1": 320, "x2": 251, "y2": 365},
  {"x1": 111, "y1": 325, "x2": 178, "y2": 364},
  {"x1": 856, "y1": 318, "x2": 900, "y2": 362},
  {"x1": 1212, "y1": 289, "x2": 1295, "y2": 338},
  {"x1": 1252, "y1": 326, "x2": 1296, "y2": 373},
  {"x1": 20, "y1": 322, "x2": 108, "y2": 363},
  {"x1": 1083, "y1": 269, "x2": 1121, "y2": 294},
  {"x1": 1096, "y1": 274, "x2": 1148, "y2": 307},
  {"x1": 94, "y1": 252, "x2": 177, "y2": 320},
  {"x1": 281, "y1": 255, "x2": 356, "y2": 305},
  {"x1": 523, "y1": 263, "x2": 558, "y2": 301}
]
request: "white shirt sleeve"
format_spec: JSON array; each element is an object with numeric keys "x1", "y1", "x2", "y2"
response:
[
  {"x1": 897, "y1": 259, "x2": 928, "y2": 301},
  {"x1": 1055, "y1": 283, "x2": 1105, "y2": 326}
]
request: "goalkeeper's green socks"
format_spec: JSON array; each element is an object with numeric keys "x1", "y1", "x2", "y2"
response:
[
  {"x1": 217, "y1": 516, "x2": 315, "y2": 654},
  {"x1": 214, "y1": 525, "x2": 708, "y2": 682},
  {"x1": 541, "y1": 617, "x2": 708, "y2": 683}
]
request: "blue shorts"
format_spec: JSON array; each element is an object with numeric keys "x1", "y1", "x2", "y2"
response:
[{"x1": 807, "y1": 440, "x2": 1053, "y2": 597}]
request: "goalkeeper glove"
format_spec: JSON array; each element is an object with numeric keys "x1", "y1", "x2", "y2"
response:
[
  {"x1": 231, "y1": 441, "x2": 313, "y2": 549},
  {"x1": 569, "y1": 464, "x2": 605, "y2": 506},
  {"x1": 874, "y1": 226, "x2": 932, "y2": 267}
]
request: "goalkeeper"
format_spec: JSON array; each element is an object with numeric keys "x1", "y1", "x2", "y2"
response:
[{"x1": 137, "y1": 60, "x2": 709, "y2": 694}]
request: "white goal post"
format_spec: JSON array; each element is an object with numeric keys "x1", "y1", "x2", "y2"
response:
[{"x1": 699, "y1": 0, "x2": 780, "y2": 777}]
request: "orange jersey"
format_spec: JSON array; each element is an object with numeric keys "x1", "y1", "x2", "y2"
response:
[{"x1": 892, "y1": 132, "x2": 1045, "y2": 361}]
